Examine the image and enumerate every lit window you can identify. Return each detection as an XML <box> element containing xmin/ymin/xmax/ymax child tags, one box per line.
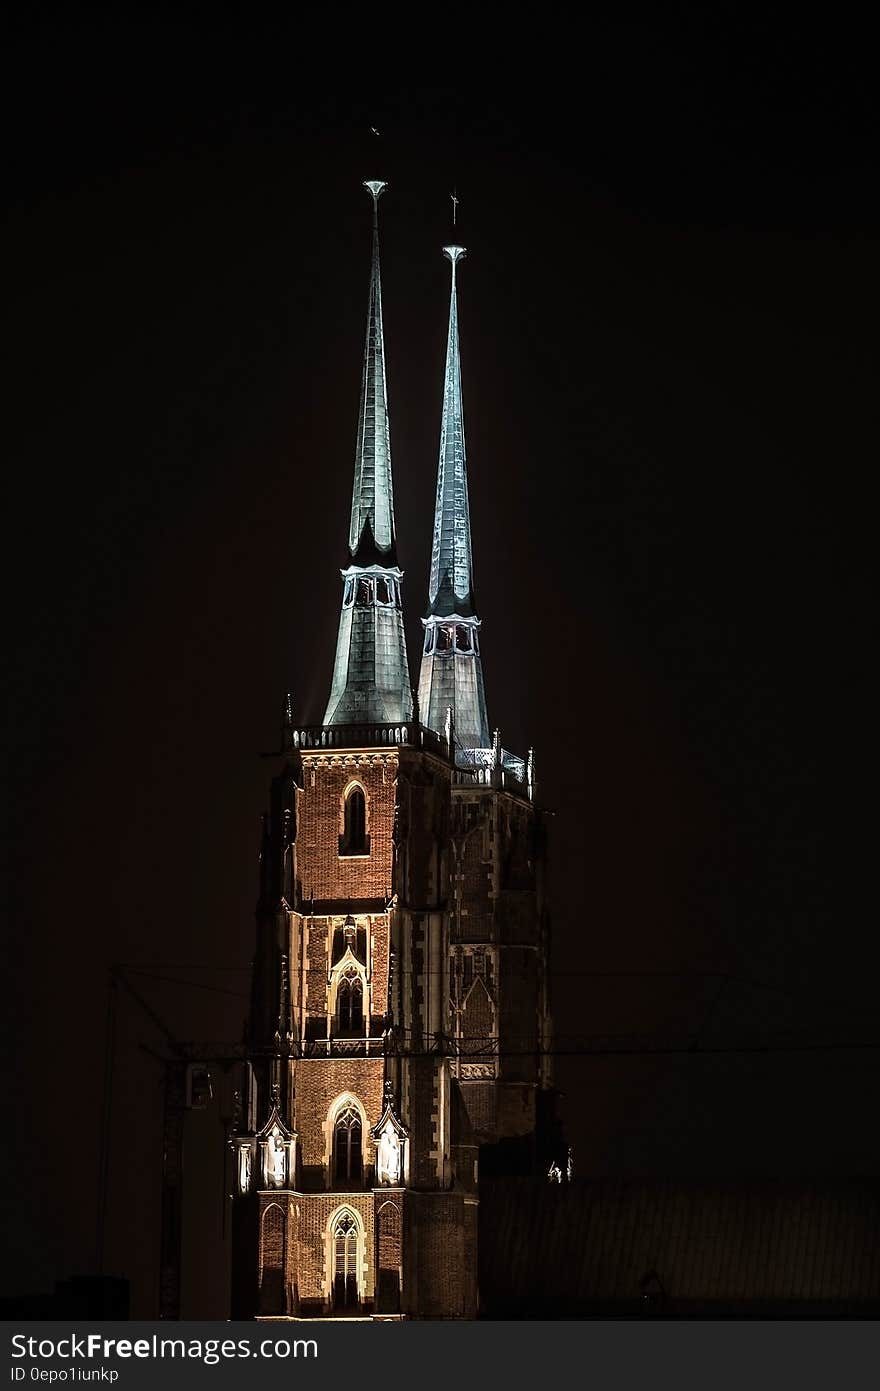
<box><xmin>336</xmin><ymin>971</ymin><xmax>364</xmax><ymax>1035</ymax></box>
<box><xmin>333</xmin><ymin>1105</ymin><xmax>363</xmax><ymax>1186</ymax></box>
<box><xmin>333</xmin><ymin>1212</ymin><xmax>359</xmax><ymax>1308</ymax></box>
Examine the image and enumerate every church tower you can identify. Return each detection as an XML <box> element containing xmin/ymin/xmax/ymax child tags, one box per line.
<box><xmin>229</xmin><ymin>188</ymin><xmax>552</xmax><ymax>1321</ymax></box>
<box><xmin>418</xmin><ymin>241</ymin><xmax>554</xmax><ymax>1160</ymax></box>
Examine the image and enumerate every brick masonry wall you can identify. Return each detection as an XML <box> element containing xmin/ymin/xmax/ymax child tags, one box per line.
<box><xmin>297</xmin><ymin>914</ymin><xmax>390</xmax><ymax>1023</ymax></box>
<box><xmin>296</xmin><ymin>754</ymin><xmax>397</xmax><ymax>903</ymax></box>
<box><xmin>292</xmin><ymin>1057</ymin><xmax>385</xmax><ymax>1176</ymax></box>
<box><xmin>304</xmin><ymin>919</ymin><xmax>328</xmax><ymax>1025</ymax></box>
<box><xmin>408</xmin><ymin>1055</ymin><xmax>439</xmax><ymax>1188</ymax></box>
<box><xmin>258</xmin><ymin>1198</ymin><xmax>286</xmax><ymax>1314</ymax></box>
<box><xmin>244</xmin><ymin>747</ymin><xmax>548</xmax><ymax>1317</ymax></box>
<box><xmin>406</xmin><ymin>1192</ymin><xmax>478</xmax><ymax>1318</ymax></box>
<box><xmin>369</xmin><ymin>915</ymin><xmax>389</xmax><ymax>1016</ymax></box>
<box><xmin>495</xmin><ymin>1082</ymin><xmax>536</xmax><ymax>1138</ymax></box>
<box><xmin>460</xmin><ymin>1080</ymin><xmax>497</xmax><ymax>1139</ymax></box>
<box><xmin>294</xmin><ymin>1192</ymin><xmax>376</xmax><ymax>1303</ymax></box>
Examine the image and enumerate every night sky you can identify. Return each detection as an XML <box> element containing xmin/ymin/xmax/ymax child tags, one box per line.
<box><xmin>4</xmin><ymin>16</ymin><xmax>878</xmax><ymax>1316</ymax></box>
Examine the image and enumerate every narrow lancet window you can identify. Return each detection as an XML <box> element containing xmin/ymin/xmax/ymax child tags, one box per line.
<box><xmin>333</xmin><ymin>1212</ymin><xmax>359</xmax><ymax>1307</ymax></box>
<box><xmin>336</xmin><ymin>972</ymin><xmax>364</xmax><ymax>1035</ymax></box>
<box><xmin>333</xmin><ymin>1105</ymin><xmax>363</xmax><ymax>1186</ymax></box>
<box><xmin>340</xmin><ymin>786</ymin><xmax>368</xmax><ymax>856</ymax></box>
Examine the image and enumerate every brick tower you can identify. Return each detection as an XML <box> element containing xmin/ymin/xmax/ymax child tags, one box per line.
<box><xmin>229</xmin><ymin>187</ymin><xmax>552</xmax><ymax>1321</ymax></box>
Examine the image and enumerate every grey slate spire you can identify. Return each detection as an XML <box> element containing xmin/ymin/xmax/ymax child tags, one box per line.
<box><xmin>324</xmin><ymin>182</ymin><xmax>412</xmax><ymax>727</ymax></box>
<box><xmin>349</xmin><ymin>180</ymin><xmax>396</xmax><ymax>564</ymax></box>
<box><xmin>418</xmin><ymin>245</ymin><xmax>491</xmax><ymax>753</ymax></box>
<box><xmin>428</xmin><ymin>246</ymin><xmax>474</xmax><ymax>616</ymax></box>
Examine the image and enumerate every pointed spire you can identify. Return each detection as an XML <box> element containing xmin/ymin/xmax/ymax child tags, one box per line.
<box><xmin>429</xmin><ymin>245</ymin><xmax>474</xmax><ymax>617</ymax></box>
<box><xmin>323</xmin><ymin>183</ymin><xmax>412</xmax><ymax>727</ymax></box>
<box><xmin>418</xmin><ymin>243</ymin><xmax>490</xmax><ymax>753</ymax></box>
<box><xmin>349</xmin><ymin>180</ymin><xmax>396</xmax><ymax>564</ymax></box>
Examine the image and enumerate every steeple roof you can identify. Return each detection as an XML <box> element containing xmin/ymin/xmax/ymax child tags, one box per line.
<box><xmin>323</xmin><ymin>182</ymin><xmax>412</xmax><ymax>728</ymax></box>
<box><xmin>428</xmin><ymin>246</ymin><xmax>474</xmax><ymax>617</ymax></box>
<box><xmin>349</xmin><ymin>180</ymin><xmax>396</xmax><ymax>565</ymax></box>
<box><xmin>418</xmin><ymin>242</ymin><xmax>490</xmax><ymax>753</ymax></box>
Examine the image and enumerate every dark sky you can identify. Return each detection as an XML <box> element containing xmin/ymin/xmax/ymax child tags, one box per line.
<box><xmin>3</xmin><ymin>16</ymin><xmax>878</xmax><ymax>1316</ymax></box>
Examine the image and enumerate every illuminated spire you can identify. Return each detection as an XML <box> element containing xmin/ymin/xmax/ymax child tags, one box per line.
<box><xmin>419</xmin><ymin>245</ymin><xmax>490</xmax><ymax>753</ymax></box>
<box><xmin>349</xmin><ymin>180</ymin><xmax>396</xmax><ymax>564</ymax></box>
<box><xmin>324</xmin><ymin>183</ymin><xmax>412</xmax><ymax>726</ymax></box>
<box><xmin>428</xmin><ymin>245</ymin><xmax>474</xmax><ymax>616</ymax></box>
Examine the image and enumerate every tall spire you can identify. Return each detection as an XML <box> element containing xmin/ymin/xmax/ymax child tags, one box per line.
<box><xmin>418</xmin><ymin>245</ymin><xmax>490</xmax><ymax>753</ymax></box>
<box><xmin>428</xmin><ymin>246</ymin><xmax>474</xmax><ymax>617</ymax></box>
<box><xmin>323</xmin><ymin>183</ymin><xmax>412</xmax><ymax>727</ymax></box>
<box><xmin>349</xmin><ymin>180</ymin><xmax>396</xmax><ymax>564</ymax></box>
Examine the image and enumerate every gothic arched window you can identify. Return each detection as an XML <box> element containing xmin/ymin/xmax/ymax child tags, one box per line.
<box><xmin>333</xmin><ymin>1211</ymin><xmax>359</xmax><ymax>1308</ymax></box>
<box><xmin>336</xmin><ymin>972</ymin><xmax>364</xmax><ymax>1035</ymax></box>
<box><xmin>333</xmin><ymin>1103</ymin><xmax>363</xmax><ymax>1186</ymax></box>
<box><xmin>340</xmin><ymin>786</ymin><xmax>368</xmax><ymax>856</ymax></box>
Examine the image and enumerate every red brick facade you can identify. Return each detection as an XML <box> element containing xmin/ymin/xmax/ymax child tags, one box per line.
<box><xmin>295</xmin><ymin>753</ymin><xmax>397</xmax><ymax>905</ymax></box>
<box><xmin>232</xmin><ymin>740</ymin><xmax>550</xmax><ymax>1321</ymax></box>
<box><xmin>291</xmin><ymin>1058</ymin><xmax>385</xmax><ymax>1175</ymax></box>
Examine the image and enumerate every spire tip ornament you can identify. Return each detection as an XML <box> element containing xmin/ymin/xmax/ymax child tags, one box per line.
<box><xmin>363</xmin><ymin>179</ymin><xmax>387</xmax><ymax>207</ymax></box>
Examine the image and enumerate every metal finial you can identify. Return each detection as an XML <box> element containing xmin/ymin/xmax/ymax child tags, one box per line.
<box><xmin>451</xmin><ymin>190</ymin><xmax>459</xmax><ymax>226</ymax></box>
<box><xmin>363</xmin><ymin>179</ymin><xmax>387</xmax><ymax>204</ymax></box>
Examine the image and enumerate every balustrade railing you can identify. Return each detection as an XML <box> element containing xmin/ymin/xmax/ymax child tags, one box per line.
<box><xmin>288</xmin><ymin>722</ymin><xmax>448</xmax><ymax>757</ymax></box>
<box><xmin>453</xmin><ymin>746</ymin><xmax>532</xmax><ymax>797</ymax></box>
<box><xmin>299</xmin><ymin>1036</ymin><xmax>387</xmax><ymax>1058</ymax></box>
<box><xmin>284</xmin><ymin>723</ymin><xmax>533</xmax><ymax>798</ymax></box>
